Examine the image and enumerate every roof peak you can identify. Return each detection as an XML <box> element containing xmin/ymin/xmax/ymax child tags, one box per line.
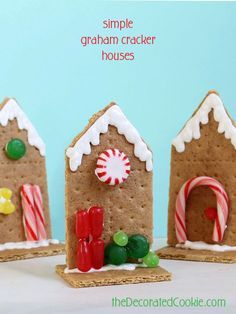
<box><xmin>66</xmin><ymin>104</ymin><xmax>153</xmax><ymax>172</ymax></box>
<box><xmin>172</xmin><ymin>92</ymin><xmax>236</xmax><ymax>153</ymax></box>
<box><xmin>0</xmin><ymin>98</ymin><xmax>45</xmax><ymax>155</ymax></box>
<box><xmin>206</xmin><ymin>89</ymin><xmax>219</xmax><ymax>96</ymax></box>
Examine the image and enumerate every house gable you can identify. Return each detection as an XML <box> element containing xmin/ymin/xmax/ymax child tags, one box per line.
<box><xmin>66</xmin><ymin>103</ymin><xmax>153</xmax><ymax>172</ymax></box>
<box><xmin>0</xmin><ymin>98</ymin><xmax>45</xmax><ymax>156</ymax></box>
<box><xmin>172</xmin><ymin>92</ymin><xmax>236</xmax><ymax>153</ymax></box>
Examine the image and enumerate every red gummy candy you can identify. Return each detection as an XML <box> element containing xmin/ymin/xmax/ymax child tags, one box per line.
<box><xmin>77</xmin><ymin>239</ymin><xmax>92</xmax><ymax>272</ymax></box>
<box><xmin>75</xmin><ymin>209</ymin><xmax>90</xmax><ymax>239</ymax></box>
<box><xmin>90</xmin><ymin>239</ymin><xmax>104</xmax><ymax>269</ymax></box>
<box><xmin>89</xmin><ymin>206</ymin><xmax>104</xmax><ymax>239</ymax></box>
<box><xmin>205</xmin><ymin>207</ymin><xmax>217</xmax><ymax>221</ymax></box>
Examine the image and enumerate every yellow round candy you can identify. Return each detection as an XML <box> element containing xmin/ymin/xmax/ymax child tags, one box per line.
<box><xmin>2</xmin><ymin>200</ymin><xmax>15</xmax><ymax>215</ymax></box>
<box><xmin>0</xmin><ymin>188</ymin><xmax>12</xmax><ymax>200</ymax></box>
<box><xmin>0</xmin><ymin>203</ymin><xmax>5</xmax><ymax>214</ymax></box>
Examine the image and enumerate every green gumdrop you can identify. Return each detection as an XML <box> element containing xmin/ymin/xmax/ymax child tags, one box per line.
<box><xmin>143</xmin><ymin>252</ymin><xmax>159</xmax><ymax>268</ymax></box>
<box><xmin>126</xmin><ymin>234</ymin><xmax>149</xmax><ymax>259</ymax></box>
<box><xmin>113</xmin><ymin>231</ymin><xmax>128</xmax><ymax>247</ymax></box>
<box><xmin>6</xmin><ymin>138</ymin><xmax>26</xmax><ymax>160</ymax></box>
<box><xmin>105</xmin><ymin>243</ymin><xmax>113</xmax><ymax>259</ymax></box>
<box><xmin>105</xmin><ymin>243</ymin><xmax>127</xmax><ymax>265</ymax></box>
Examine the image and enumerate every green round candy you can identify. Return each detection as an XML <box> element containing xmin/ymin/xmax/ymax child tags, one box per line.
<box><xmin>143</xmin><ymin>252</ymin><xmax>159</xmax><ymax>268</ymax></box>
<box><xmin>113</xmin><ymin>231</ymin><xmax>128</xmax><ymax>247</ymax></box>
<box><xmin>105</xmin><ymin>243</ymin><xmax>114</xmax><ymax>260</ymax></box>
<box><xmin>126</xmin><ymin>234</ymin><xmax>149</xmax><ymax>259</ymax></box>
<box><xmin>105</xmin><ymin>243</ymin><xmax>127</xmax><ymax>265</ymax></box>
<box><xmin>5</xmin><ymin>138</ymin><xmax>26</xmax><ymax>160</ymax></box>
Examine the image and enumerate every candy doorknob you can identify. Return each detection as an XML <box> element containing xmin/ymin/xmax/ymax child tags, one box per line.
<box><xmin>204</xmin><ymin>207</ymin><xmax>217</xmax><ymax>221</ymax></box>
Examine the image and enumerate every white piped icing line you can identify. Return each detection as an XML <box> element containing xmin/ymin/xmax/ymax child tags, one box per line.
<box><xmin>0</xmin><ymin>239</ymin><xmax>60</xmax><ymax>251</ymax></box>
<box><xmin>176</xmin><ymin>240</ymin><xmax>236</xmax><ymax>252</ymax></box>
<box><xmin>66</xmin><ymin>105</ymin><xmax>153</xmax><ymax>172</ymax></box>
<box><xmin>172</xmin><ymin>93</ymin><xmax>236</xmax><ymax>153</ymax></box>
<box><xmin>0</xmin><ymin>98</ymin><xmax>45</xmax><ymax>156</ymax></box>
<box><xmin>64</xmin><ymin>263</ymin><xmax>147</xmax><ymax>274</ymax></box>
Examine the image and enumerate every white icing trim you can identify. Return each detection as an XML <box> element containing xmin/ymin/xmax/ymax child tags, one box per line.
<box><xmin>64</xmin><ymin>263</ymin><xmax>147</xmax><ymax>274</ymax></box>
<box><xmin>66</xmin><ymin>105</ymin><xmax>153</xmax><ymax>172</ymax></box>
<box><xmin>172</xmin><ymin>93</ymin><xmax>236</xmax><ymax>153</ymax></box>
<box><xmin>176</xmin><ymin>240</ymin><xmax>236</xmax><ymax>252</ymax></box>
<box><xmin>0</xmin><ymin>99</ymin><xmax>45</xmax><ymax>156</ymax></box>
<box><xmin>0</xmin><ymin>239</ymin><xmax>60</xmax><ymax>251</ymax></box>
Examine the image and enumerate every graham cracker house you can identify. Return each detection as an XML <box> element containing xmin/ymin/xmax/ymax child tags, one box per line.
<box><xmin>158</xmin><ymin>91</ymin><xmax>236</xmax><ymax>263</ymax></box>
<box><xmin>56</xmin><ymin>103</ymin><xmax>171</xmax><ymax>287</ymax></box>
<box><xmin>0</xmin><ymin>98</ymin><xmax>63</xmax><ymax>261</ymax></box>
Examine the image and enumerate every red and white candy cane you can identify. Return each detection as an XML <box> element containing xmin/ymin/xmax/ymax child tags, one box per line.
<box><xmin>32</xmin><ymin>185</ymin><xmax>47</xmax><ymax>240</ymax></box>
<box><xmin>21</xmin><ymin>184</ymin><xmax>38</xmax><ymax>241</ymax></box>
<box><xmin>21</xmin><ymin>184</ymin><xmax>47</xmax><ymax>241</ymax></box>
<box><xmin>175</xmin><ymin>176</ymin><xmax>229</xmax><ymax>243</ymax></box>
<box><xmin>95</xmin><ymin>148</ymin><xmax>131</xmax><ymax>185</ymax></box>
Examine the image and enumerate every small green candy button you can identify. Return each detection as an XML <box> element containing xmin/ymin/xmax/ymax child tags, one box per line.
<box><xmin>143</xmin><ymin>252</ymin><xmax>159</xmax><ymax>268</ymax></box>
<box><xmin>113</xmin><ymin>231</ymin><xmax>128</xmax><ymax>247</ymax></box>
<box><xmin>5</xmin><ymin>138</ymin><xmax>26</xmax><ymax>160</ymax></box>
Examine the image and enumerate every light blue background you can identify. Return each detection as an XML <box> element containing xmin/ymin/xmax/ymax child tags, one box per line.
<box><xmin>0</xmin><ymin>0</ymin><xmax>236</xmax><ymax>240</ymax></box>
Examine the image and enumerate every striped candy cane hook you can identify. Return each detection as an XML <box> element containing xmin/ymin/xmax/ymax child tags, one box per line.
<box><xmin>32</xmin><ymin>185</ymin><xmax>47</xmax><ymax>240</ymax></box>
<box><xmin>175</xmin><ymin>176</ymin><xmax>229</xmax><ymax>244</ymax></box>
<box><xmin>21</xmin><ymin>184</ymin><xmax>47</xmax><ymax>241</ymax></box>
<box><xmin>21</xmin><ymin>184</ymin><xmax>38</xmax><ymax>241</ymax></box>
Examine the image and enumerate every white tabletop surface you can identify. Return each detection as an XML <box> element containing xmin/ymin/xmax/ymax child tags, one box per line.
<box><xmin>0</xmin><ymin>238</ymin><xmax>235</xmax><ymax>314</ymax></box>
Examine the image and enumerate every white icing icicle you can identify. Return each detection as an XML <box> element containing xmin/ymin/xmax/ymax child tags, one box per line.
<box><xmin>176</xmin><ymin>240</ymin><xmax>236</xmax><ymax>252</ymax></box>
<box><xmin>172</xmin><ymin>93</ymin><xmax>236</xmax><ymax>153</ymax></box>
<box><xmin>0</xmin><ymin>99</ymin><xmax>45</xmax><ymax>156</ymax></box>
<box><xmin>66</xmin><ymin>105</ymin><xmax>153</xmax><ymax>172</ymax></box>
<box><xmin>0</xmin><ymin>239</ymin><xmax>60</xmax><ymax>251</ymax></box>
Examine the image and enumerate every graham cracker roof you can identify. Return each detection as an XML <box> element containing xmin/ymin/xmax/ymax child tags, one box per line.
<box><xmin>172</xmin><ymin>91</ymin><xmax>236</xmax><ymax>153</ymax></box>
<box><xmin>66</xmin><ymin>103</ymin><xmax>153</xmax><ymax>172</ymax></box>
<box><xmin>0</xmin><ymin>98</ymin><xmax>45</xmax><ymax>156</ymax></box>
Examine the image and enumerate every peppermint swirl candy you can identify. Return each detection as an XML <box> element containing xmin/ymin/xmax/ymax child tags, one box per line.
<box><xmin>95</xmin><ymin>149</ymin><xmax>131</xmax><ymax>185</ymax></box>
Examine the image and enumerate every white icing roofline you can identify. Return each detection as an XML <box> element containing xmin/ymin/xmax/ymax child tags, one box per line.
<box><xmin>0</xmin><ymin>98</ymin><xmax>45</xmax><ymax>156</ymax></box>
<box><xmin>172</xmin><ymin>92</ymin><xmax>236</xmax><ymax>153</ymax></box>
<box><xmin>66</xmin><ymin>104</ymin><xmax>153</xmax><ymax>172</ymax></box>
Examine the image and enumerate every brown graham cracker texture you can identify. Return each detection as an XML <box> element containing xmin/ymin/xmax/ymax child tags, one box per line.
<box><xmin>157</xmin><ymin>90</ymin><xmax>236</xmax><ymax>263</ymax></box>
<box><xmin>0</xmin><ymin>98</ymin><xmax>64</xmax><ymax>262</ymax></box>
<box><xmin>57</xmin><ymin>102</ymin><xmax>171</xmax><ymax>288</ymax></box>
<box><xmin>56</xmin><ymin>265</ymin><xmax>171</xmax><ymax>288</ymax></box>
